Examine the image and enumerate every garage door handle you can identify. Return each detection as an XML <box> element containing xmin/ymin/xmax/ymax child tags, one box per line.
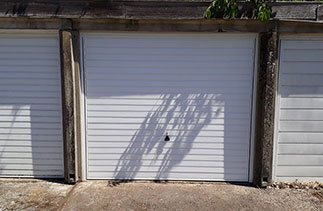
<box><xmin>164</xmin><ymin>133</ymin><xmax>170</xmax><ymax>142</ymax></box>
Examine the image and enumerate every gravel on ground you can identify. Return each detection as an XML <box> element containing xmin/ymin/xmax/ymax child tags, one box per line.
<box><xmin>0</xmin><ymin>179</ymin><xmax>73</xmax><ymax>211</ymax></box>
<box><xmin>0</xmin><ymin>180</ymin><xmax>322</xmax><ymax>211</ymax></box>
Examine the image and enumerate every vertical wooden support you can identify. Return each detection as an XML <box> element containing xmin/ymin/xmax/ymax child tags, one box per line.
<box><xmin>253</xmin><ymin>32</ymin><xmax>279</xmax><ymax>187</ymax></box>
<box><xmin>71</xmin><ymin>30</ymin><xmax>83</xmax><ymax>182</ymax></box>
<box><xmin>60</xmin><ymin>28</ymin><xmax>82</xmax><ymax>183</ymax></box>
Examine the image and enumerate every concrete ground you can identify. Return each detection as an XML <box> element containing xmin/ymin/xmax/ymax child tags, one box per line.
<box><xmin>0</xmin><ymin>180</ymin><xmax>322</xmax><ymax>211</ymax></box>
<box><xmin>0</xmin><ymin>179</ymin><xmax>73</xmax><ymax>211</ymax></box>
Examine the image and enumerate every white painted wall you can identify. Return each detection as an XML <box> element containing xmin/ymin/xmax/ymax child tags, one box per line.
<box><xmin>82</xmin><ymin>33</ymin><xmax>257</xmax><ymax>181</ymax></box>
<box><xmin>0</xmin><ymin>32</ymin><xmax>63</xmax><ymax>178</ymax></box>
<box><xmin>274</xmin><ymin>36</ymin><xmax>323</xmax><ymax>182</ymax></box>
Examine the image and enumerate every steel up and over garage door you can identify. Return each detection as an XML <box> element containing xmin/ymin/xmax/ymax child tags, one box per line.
<box><xmin>274</xmin><ymin>36</ymin><xmax>323</xmax><ymax>182</ymax></box>
<box><xmin>0</xmin><ymin>33</ymin><xmax>63</xmax><ymax>178</ymax></box>
<box><xmin>82</xmin><ymin>33</ymin><xmax>256</xmax><ymax>181</ymax></box>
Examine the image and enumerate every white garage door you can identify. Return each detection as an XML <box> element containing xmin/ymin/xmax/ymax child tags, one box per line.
<box><xmin>274</xmin><ymin>36</ymin><xmax>323</xmax><ymax>182</ymax></box>
<box><xmin>0</xmin><ymin>32</ymin><xmax>63</xmax><ymax>178</ymax></box>
<box><xmin>82</xmin><ymin>33</ymin><xmax>256</xmax><ymax>181</ymax></box>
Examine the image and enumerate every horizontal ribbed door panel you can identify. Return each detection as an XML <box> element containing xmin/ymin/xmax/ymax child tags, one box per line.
<box><xmin>274</xmin><ymin>37</ymin><xmax>323</xmax><ymax>182</ymax></box>
<box><xmin>83</xmin><ymin>33</ymin><xmax>256</xmax><ymax>181</ymax></box>
<box><xmin>0</xmin><ymin>33</ymin><xmax>63</xmax><ymax>178</ymax></box>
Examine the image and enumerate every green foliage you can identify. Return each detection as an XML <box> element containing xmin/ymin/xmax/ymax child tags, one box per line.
<box><xmin>204</xmin><ymin>0</ymin><xmax>272</xmax><ymax>21</ymax></box>
<box><xmin>204</xmin><ymin>0</ymin><xmax>239</xmax><ymax>19</ymax></box>
<box><xmin>256</xmin><ymin>1</ymin><xmax>271</xmax><ymax>21</ymax></box>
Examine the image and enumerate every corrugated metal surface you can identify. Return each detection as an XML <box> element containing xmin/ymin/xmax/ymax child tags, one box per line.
<box><xmin>274</xmin><ymin>37</ymin><xmax>323</xmax><ymax>182</ymax></box>
<box><xmin>82</xmin><ymin>33</ymin><xmax>256</xmax><ymax>181</ymax></box>
<box><xmin>0</xmin><ymin>33</ymin><xmax>63</xmax><ymax>178</ymax></box>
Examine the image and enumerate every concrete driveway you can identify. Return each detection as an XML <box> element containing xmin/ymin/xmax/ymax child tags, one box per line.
<box><xmin>0</xmin><ymin>180</ymin><xmax>322</xmax><ymax>211</ymax></box>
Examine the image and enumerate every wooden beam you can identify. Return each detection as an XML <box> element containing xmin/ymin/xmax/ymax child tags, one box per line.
<box><xmin>253</xmin><ymin>31</ymin><xmax>279</xmax><ymax>187</ymax></box>
<box><xmin>60</xmin><ymin>29</ymin><xmax>80</xmax><ymax>183</ymax></box>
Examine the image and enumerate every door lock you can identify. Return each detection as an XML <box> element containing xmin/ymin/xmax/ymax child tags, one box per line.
<box><xmin>164</xmin><ymin>133</ymin><xmax>170</xmax><ymax>142</ymax></box>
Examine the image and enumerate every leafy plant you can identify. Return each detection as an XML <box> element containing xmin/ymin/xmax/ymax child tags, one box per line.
<box><xmin>204</xmin><ymin>0</ymin><xmax>272</xmax><ymax>21</ymax></box>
